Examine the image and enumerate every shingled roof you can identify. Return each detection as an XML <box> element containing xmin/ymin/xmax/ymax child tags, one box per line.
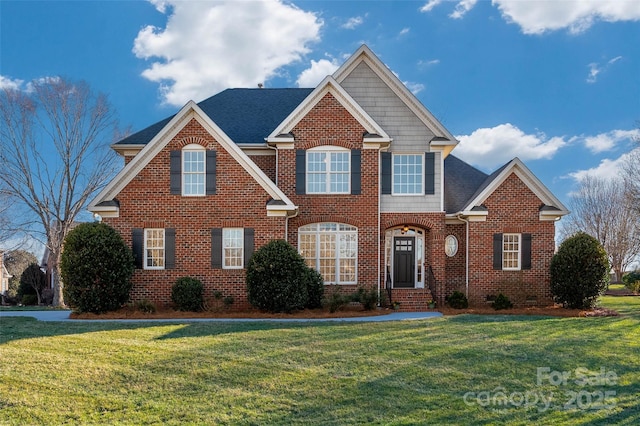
<box><xmin>443</xmin><ymin>155</ymin><xmax>489</xmax><ymax>213</ymax></box>
<box><xmin>115</xmin><ymin>88</ymin><xmax>314</xmax><ymax>146</ymax></box>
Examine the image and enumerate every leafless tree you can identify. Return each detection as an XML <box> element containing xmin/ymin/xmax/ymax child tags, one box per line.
<box><xmin>0</xmin><ymin>78</ymin><xmax>119</xmax><ymax>307</ymax></box>
<box><xmin>622</xmin><ymin>132</ymin><xmax>639</xmax><ymax>216</ymax></box>
<box><xmin>564</xmin><ymin>175</ymin><xmax>640</xmax><ymax>281</ymax></box>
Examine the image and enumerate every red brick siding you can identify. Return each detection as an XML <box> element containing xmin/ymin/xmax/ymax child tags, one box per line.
<box><xmin>464</xmin><ymin>173</ymin><xmax>556</xmax><ymax>306</ymax></box>
<box><xmin>249</xmin><ymin>154</ymin><xmax>276</xmax><ymax>182</ymax></box>
<box><xmin>104</xmin><ymin>118</ymin><xmax>286</xmax><ymax>310</ymax></box>
<box><xmin>282</xmin><ymin>93</ymin><xmax>379</xmax><ymax>295</ymax></box>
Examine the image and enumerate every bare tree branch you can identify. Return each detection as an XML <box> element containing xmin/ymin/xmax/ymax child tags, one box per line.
<box><xmin>564</xmin><ymin>175</ymin><xmax>640</xmax><ymax>281</ymax></box>
<box><xmin>0</xmin><ymin>78</ymin><xmax>120</xmax><ymax>307</ymax></box>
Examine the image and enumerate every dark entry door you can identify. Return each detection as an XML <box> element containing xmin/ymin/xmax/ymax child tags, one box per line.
<box><xmin>393</xmin><ymin>237</ymin><xmax>415</xmax><ymax>288</ymax></box>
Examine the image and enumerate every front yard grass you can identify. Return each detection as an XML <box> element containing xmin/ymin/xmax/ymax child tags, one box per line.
<box><xmin>0</xmin><ymin>296</ymin><xmax>638</xmax><ymax>425</ymax></box>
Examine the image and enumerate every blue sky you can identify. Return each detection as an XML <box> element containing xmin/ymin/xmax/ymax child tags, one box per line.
<box><xmin>1</xmin><ymin>0</ymin><xmax>639</xmax><ymax>221</ymax></box>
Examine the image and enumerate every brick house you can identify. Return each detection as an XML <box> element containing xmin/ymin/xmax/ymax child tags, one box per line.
<box><xmin>1</xmin><ymin>251</ymin><xmax>12</xmax><ymax>295</ymax></box>
<box><xmin>89</xmin><ymin>45</ymin><xmax>568</xmax><ymax>311</ymax></box>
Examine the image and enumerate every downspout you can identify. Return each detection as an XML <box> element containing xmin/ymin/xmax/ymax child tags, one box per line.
<box><xmin>266</xmin><ymin>142</ymin><xmax>288</xmax><ymax>239</ymax></box>
<box><xmin>456</xmin><ymin>214</ymin><xmax>470</xmax><ymax>299</ymax></box>
<box><xmin>377</xmin><ymin>147</ymin><xmax>382</xmax><ymax>304</ymax></box>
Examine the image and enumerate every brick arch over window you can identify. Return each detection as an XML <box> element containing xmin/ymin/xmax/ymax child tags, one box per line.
<box><xmin>296</xmin><ymin>215</ymin><xmax>363</xmax><ymax>229</ymax></box>
<box><xmin>382</xmin><ymin>217</ymin><xmax>438</xmax><ymax>231</ymax></box>
<box><xmin>177</xmin><ymin>136</ymin><xmax>208</xmax><ymax>148</ymax></box>
<box><xmin>303</xmin><ymin>140</ymin><xmax>354</xmax><ymax>150</ymax></box>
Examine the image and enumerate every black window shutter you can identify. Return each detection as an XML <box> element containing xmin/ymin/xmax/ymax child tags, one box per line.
<box><xmin>170</xmin><ymin>151</ymin><xmax>181</xmax><ymax>195</ymax></box>
<box><xmin>296</xmin><ymin>149</ymin><xmax>306</xmax><ymax>195</ymax></box>
<box><xmin>493</xmin><ymin>233</ymin><xmax>503</xmax><ymax>270</ymax></box>
<box><xmin>381</xmin><ymin>152</ymin><xmax>392</xmax><ymax>194</ymax></box>
<box><xmin>351</xmin><ymin>149</ymin><xmax>361</xmax><ymax>195</ymax></box>
<box><xmin>132</xmin><ymin>228</ymin><xmax>143</xmax><ymax>269</ymax></box>
<box><xmin>244</xmin><ymin>228</ymin><xmax>254</xmax><ymax>267</ymax></box>
<box><xmin>521</xmin><ymin>233</ymin><xmax>532</xmax><ymax>270</ymax></box>
<box><xmin>425</xmin><ymin>152</ymin><xmax>435</xmax><ymax>195</ymax></box>
<box><xmin>206</xmin><ymin>150</ymin><xmax>217</xmax><ymax>195</ymax></box>
<box><xmin>211</xmin><ymin>228</ymin><xmax>222</xmax><ymax>269</ymax></box>
<box><xmin>165</xmin><ymin>228</ymin><xmax>176</xmax><ymax>269</ymax></box>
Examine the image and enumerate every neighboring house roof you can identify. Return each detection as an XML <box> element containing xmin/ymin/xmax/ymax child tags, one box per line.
<box><xmin>115</xmin><ymin>88</ymin><xmax>314</xmax><ymax>147</ymax></box>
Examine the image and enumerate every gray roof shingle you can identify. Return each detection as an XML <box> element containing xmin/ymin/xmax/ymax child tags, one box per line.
<box><xmin>444</xmin><ymin>155</ymin><xmax>489</xmax><ymax>213</ymax></box>
<box><xmin>115</xmin><ymin>88</ymin><xmax>314</xmax><ymax>146</ymax></box>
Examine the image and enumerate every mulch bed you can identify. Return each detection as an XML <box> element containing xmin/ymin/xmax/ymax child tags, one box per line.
<box><xmin>437</xmin><ymin>305</ymin><xmax>618</xmax><ymax>317</ymax></box>
<box><xmin>70</xmin><ymin>303</ymin><xmax>620</xmax><ymax>320</ymax></box>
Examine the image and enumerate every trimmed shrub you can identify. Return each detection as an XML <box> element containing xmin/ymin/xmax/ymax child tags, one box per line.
<box><xmin>351</xmin><ymin>286</ymin><xmax>378</xmax><ymax>310</ymax></box>
<box><xmin>246</xmin><ymin>240</ymin><xmax>310</xmax><ymax>313</ymax></box>
<box><xmin>446</xmin><ymin>291</ymin><xmax>469</xmax><ymax>309</ymax></box>
<box><xmin>304</xmin><ymin>267</ymin><xmax>324</xmax><ymax>309</ymax></box>
<box><xmin>61</xmin><ymin>222</ymin><xmax>134</xmax><ymax>314</ymax></box>
<box><xmin>134</xmin><ymin>299</ymin><xmax>157</xmax><ymax>314</ymax></box>
<box><xmin>622</xmin><ymin>270</ymin><xmax>640</xmax><ymax>293</ymax></box>
<box><xmin>324</xmin><ymin>288</ymin><xmax>351</xmax><ymax>313</ymax></box>
<box><xmin>550</xmin><ymin>232</ymin><xmax>609</xmax><ymax>309</ymax></box>
<box><xmin>171</xmin><ymin>277</ymin><xmax>204</xmax><ymax>312</ymax></box>
<box><xmin>492</xmin><ymin>293</ymin><xmax>513</xmax><ymax>310</ymax></box>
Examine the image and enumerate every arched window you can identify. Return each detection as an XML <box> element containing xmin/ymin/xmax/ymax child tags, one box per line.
<box><xmin>182</xmin><ymin>144</ymin><xmax>205</xmax><ymax>196</ymax></box>
<box><xmin>298</xmin><ymin>223</ymin><xmax>358</xmax><ymax>284</ymax></box>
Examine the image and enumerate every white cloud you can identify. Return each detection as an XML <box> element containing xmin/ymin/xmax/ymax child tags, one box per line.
<box><xmin>569</xmin><ymin>148</ymin><xmax>638</xmax><ymax>182</ymax></box>
<box><xmin>455</xmin><ymin>123</ymin><xmax>567</xmax><ymax>169</ymax></box>
<box><xmin>421</xmin><ymin>0</ymin><xmax>477</xmax><ymax>17</ymax></box>
<box><xmin>583</xmin><ymin>129</ymin><xmax>640</xmax><ymax>153</ymax></box>
<box><xmin>0</xmin><ymin>76</ymin><xmax>24</xmax><ymax>91</ymax></box>
<box><xmin>450</xmin><ymin>0</ymin><xmax>478</xmax><ymax>19</ymax></box>
<box><xmin>492</xmin><ymin>0</ymin><xmax>640</xmax><ymax>35</ymax></box>
<box><xmin>342</xmin><ymin>16</ymin><xmax>364</xmax><ymax>30</ymax></box>
<box><xmin>296</xmin><ymin>59</ymin><xmax>340</xmax><ymax>87</ymax></box>
<box><xmin>586</xmin><ymin>63</ymin><xmax>600</xmax><ymax>83</ymax></box>
<box><xmin>586</xmin><ymin>55</ymin><xmax>624</xmax><ymax>83</ymax></box>
<box><xmin>399</xmin><ymin>27</ymin><xmax>410</xmax><ymax>36</ymax></box>
<box><xmin>133</xmin><ymin>0</ymin><xmax>322</xmax><ymax>106</ymax></box>
<box><xmin>420</xmin><ymin>0</ymin><xmax>443</xmax><ymax>13</ymax></box>
<box><xmin>405</xmin><ymin>82</ymin><xmax>425</xmax><ymax>95</ymax></box>
<box><xmin>418</xmin><ymin>59</ymin><xmax>440</xmax><ymax>69</ymax></box>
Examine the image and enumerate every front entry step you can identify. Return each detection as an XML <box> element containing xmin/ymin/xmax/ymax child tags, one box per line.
<box><xmin>390</xmin><ymin>288</ymin><xmax>434</xmax><ymax>312</ymax></box>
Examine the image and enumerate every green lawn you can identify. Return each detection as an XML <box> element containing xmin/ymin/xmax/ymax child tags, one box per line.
<box><xmin>0</xmin><ymin>296</ymin><xmax>638</xmax><ymax>425</ymax></box>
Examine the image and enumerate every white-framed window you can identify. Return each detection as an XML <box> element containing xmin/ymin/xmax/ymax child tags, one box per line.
<box><xmin>144</xmin><ymin>229</ymin><xmax>165</xmax><ymax>270</ymax></box>
<box><xmin>182</xmin><ymin>144</ymin><xmax>205</xmax><ymax>196</ymax></box>
<box><xmin>502</xmin><ymin>233</ymin><xmax>521</xmax><ymax>270</ymax></box>
<box><xmin>306</xmin><ymin>147</ymin><xmax>350</xmax><ymax>194</ymax></box>
<box><xmin>223</xmin><ymin>228</ymin><xmax>244</xmax><ymax>269</ymax></box>
<box><xmin>298</xmin><ymin>223</ymin><xmax>357</xmax><ymax>284</ymax></box>
<box><xmin>393</xmin><ymin>154</ymin><xmax>423</xmax><ymax>195</ymax></box>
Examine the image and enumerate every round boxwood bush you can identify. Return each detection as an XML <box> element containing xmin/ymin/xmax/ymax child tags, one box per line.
<box><xmin>61</xmin><ymin>222</ymin><xmax>134</xmax><ymax>314</ymax></box>
<box><xmin>246</xmin><ymin>239</ymin><xmax>315</xmax><ymax>313</ymax></box>
<box><xmin>622</xmin><ymin>270</ymin><xmax>640</xmax><ymax>293</ymax></box>
<box><xmin>446</xmin><ymin>291</ymin><xmax>469</xmax><ymax>309</ymax></box>
<box><xmin>171</xmin><ymin>277</ymin><xmax>204</xmax><ymax>311</ymax></box>
<box><xmin>492</xmin><ymin>293</ymin><xmax>513</xmax><ymax>310</ymax></box>
<box><xmin>550</xmin><ymin>232</ymin><xmax>609</xmax><ymax>309</ymax></box>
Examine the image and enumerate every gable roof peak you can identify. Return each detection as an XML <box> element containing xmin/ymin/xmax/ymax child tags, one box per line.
<box><xmin>266</xmin><ymin>75</ymin><xmax>391</xmax><ymax>143</ymax></box>
<box><xmin>333</xmin><ymin>44</ymin><xmax>458</xmax><ymax>150</ymax></box>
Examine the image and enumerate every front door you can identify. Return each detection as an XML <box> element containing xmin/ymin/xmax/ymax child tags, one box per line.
<box><xmin>393</xmin><ymin>237</ymin><xmax>415</xmax><ymax>288</ymax></box>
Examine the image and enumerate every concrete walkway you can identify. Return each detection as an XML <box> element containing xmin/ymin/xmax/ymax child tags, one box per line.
<box><xmin>0</xmin><ymin>309</ymin><xmax>442</xmax><ymax>323</ymax></box>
